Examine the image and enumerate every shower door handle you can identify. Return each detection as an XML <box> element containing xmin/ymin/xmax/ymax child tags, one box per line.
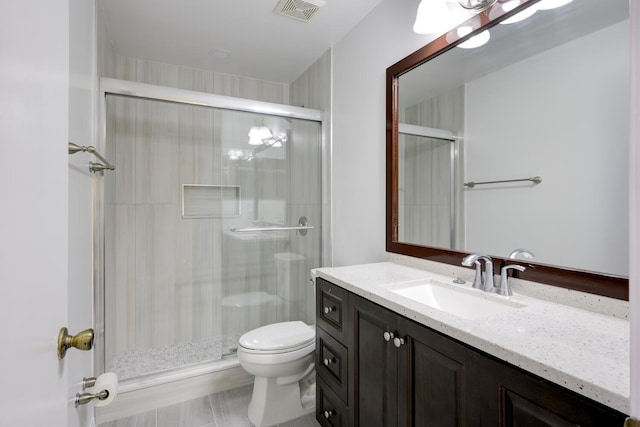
<box><xmin>230</xmin><ymin>216</ymin><xmax>314</xmax><ymax>236</ymax></box>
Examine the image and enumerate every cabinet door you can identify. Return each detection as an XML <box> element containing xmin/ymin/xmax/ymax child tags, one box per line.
<box><xmin>397</xmin><ymin>318</ymin><xmax>470</xmax><ymax>427</ymax></box>
<box><xmin>475</xmin><ymin>353</ymin><xmax>627</xmax><ymax>427</ymax></box>
<box><xmin>350</xmin><ymin>294</ymin><xmax>399</xmax><ymax>427</ymax></box>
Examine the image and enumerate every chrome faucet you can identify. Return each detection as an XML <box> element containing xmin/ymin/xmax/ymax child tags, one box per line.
<box><xmin>461</xmin><ymin>254</ymin><xmax>495</xmax><ymax>292</ymax></box>
<box><xmin>495</xmin><ymin>264</ymin><xmax>526</xmax><ymax>296</ymax></box>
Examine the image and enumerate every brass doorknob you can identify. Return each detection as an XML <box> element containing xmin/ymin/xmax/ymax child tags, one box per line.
<box><xmin>57</xmin><ymin>327</ymin><xmax>94</xmax><ymax>359</ymax></box>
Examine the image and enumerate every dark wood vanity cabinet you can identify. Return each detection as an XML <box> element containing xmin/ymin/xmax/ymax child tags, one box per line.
<box><xmin>316</xmin><ymin>278</ymin><xmax>627</xmax><ymax>427</ymax></box>
<box><xmin>316</xmin><ymin>278</ymin><xmax>351</xmax><ymax>426</ymax></box>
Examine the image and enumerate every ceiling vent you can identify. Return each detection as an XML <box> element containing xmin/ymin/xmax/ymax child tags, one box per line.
<box><xmin>274</xmin><ymin>0</ymin><xmax>326</xmax><ymax>23</ymax></box>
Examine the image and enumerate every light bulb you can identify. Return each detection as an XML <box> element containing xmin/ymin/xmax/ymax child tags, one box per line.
<box><xmin>457</xmin><ymin>28</ymin><xmax>490</xmax><ymax>49</ymax></box>
<box><xmin>536</xmin><ymin>0</ymin><xmax>573</xmax><ymax>10</ymax></box>
<box><xmin>413</xmin><ymin>0</ymin><xmax>452</xmax><ymax>34</ymax></box>
<box><xmin>499</xmin><ymin>1</ymin><xmax>538</xmax><ymax>24</ymax></box>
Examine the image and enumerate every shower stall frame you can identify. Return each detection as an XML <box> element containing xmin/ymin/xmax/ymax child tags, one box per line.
<box><xmin>93</xmin><ymin>77</ymin><xmax>330</xmax><ymax>423</ymax></box>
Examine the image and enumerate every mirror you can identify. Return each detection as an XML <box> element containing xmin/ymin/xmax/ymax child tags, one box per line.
<box><xmin>386</xmin><ymin>0</ymin><xmax>629</xmax><ymax>299</ymax></box>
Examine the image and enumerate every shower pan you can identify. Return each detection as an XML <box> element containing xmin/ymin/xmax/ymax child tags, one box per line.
<box><xmin>95</xmin><ymin>79</ymin><xmax>324</xmax><ymax>389</ymax></box>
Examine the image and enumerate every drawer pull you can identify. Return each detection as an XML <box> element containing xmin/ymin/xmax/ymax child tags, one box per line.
<box><xmin>323</xmin><ymin>357</ymin><xmax>336</xmax><ymax>366</ymax></box>
<box><xmin>323</xmin><ymin>306</ymin><xmax>335</xmax><ymax>314</ymax></box>
<box><xmin>383</xmin><ymin>331</ymin><xmax>395</xmax><ymax>342</ymax></box>
<box><xmin>393</xmin><ymin>336</ymin><xmax>405</xmax><ymax>348</ymax></box>
<box><xmin>324</xmin><ymin>409</ymin><xmax>335</xmax><ymax>419</ymax></box>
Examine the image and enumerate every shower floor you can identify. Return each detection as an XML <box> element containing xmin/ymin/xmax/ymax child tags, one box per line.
<box><xmin>110</xmin><ymin>334</ymin><xmax>242</xmax><ymax>381</ymax></box>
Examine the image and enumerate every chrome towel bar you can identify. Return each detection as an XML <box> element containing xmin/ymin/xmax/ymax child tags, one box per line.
<box><xmin>464</xmin><ymin>176</ymin><xmax>541</xmax><ymax>188</ymax></box>
<box><xmin>231</xmin><ymin>216</ymin><xmax>314</xmax><ymax>236</ymax></box>
<box><xmin>69</xmin><ymin>142</ymin><xmax>115</xmax><ymax>172</ymax></box>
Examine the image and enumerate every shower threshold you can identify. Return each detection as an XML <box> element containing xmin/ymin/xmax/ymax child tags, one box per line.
<box><xmin>110</xmin><ymin>334</ymin><xmax>242</xmax><ymax>382</ymax></box>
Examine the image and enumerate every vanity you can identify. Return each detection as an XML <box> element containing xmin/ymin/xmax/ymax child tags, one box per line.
<box><xmin>313</xmin><ymin>262</ymin><xmax>629</xmax><ymax>426</ymax></box>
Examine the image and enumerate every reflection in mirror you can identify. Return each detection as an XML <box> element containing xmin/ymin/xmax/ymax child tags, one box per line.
<box><xmin>387</xmin><ymin>0</ymin><xmax>629</xmax><ymax>298</ymax></box>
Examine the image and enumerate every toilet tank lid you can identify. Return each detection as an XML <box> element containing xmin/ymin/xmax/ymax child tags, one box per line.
<box><xmin>239</xmin><ymin>321</ymin><xmax>314</xmax><ymax>351</ymax></box>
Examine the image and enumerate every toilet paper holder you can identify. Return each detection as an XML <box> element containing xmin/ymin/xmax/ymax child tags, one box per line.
<box><xmin>75</xmin><ymin>389</ymin><xmax>109</xmax><ymax>408</ymax></box>
<box><xmin>75</xmin><ymin>376</ymin><xmax>107</xmax><ymax>408</ymax></box>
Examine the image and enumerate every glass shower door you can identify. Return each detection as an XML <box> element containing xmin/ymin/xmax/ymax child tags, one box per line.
<box><xmin>103</xmin><ymin>93</ymin><xmax>322</xmax><ymax>382</ymax></box>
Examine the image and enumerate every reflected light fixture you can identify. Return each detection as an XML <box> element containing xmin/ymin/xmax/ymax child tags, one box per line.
<box><xmin>499</xmin><ymin>1</ymin><xmax>538</xmax><ymax>24</ymax></box>
<box><xmin>248</xmin><ymin>125</ymin><xmax>272</xmax><ymax>145</ymax></box>
<box><xmin>536</xmin><ymin>0</ymin><xmax>573</xmax><ymax>10</ymax></box>
<box><xmin>456</xmin><ymin>0</ymin><xmax>497</xmax><ymax>10</ymax></box>
<box><xmin>457</xmin><ymin>28</ymin><xmax>490</xmax><ymax>48</ymax></box>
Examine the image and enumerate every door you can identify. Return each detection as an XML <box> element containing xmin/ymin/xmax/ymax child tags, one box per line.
<box><xmin>351</xmin><ymin>294</ymin><xmax>399</xmax><ymax>427</ymax></box>
<box><xmin>397</xmin><ymin>318</ymin><xmax>468</xmax><ymax>427</ymax></box>
<box><xmin>0</xmin><ymin>1</ymin><xmax>72</xmax><ymax>426</ymax></box>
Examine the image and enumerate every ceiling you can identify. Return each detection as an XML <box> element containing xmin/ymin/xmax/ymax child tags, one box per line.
<box><xmin>98</xmin><ymin>0</ymin><xmax>386</xmax><ymax>84</ymax></box>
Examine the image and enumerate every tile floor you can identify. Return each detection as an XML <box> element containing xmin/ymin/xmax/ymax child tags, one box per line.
<box><xmin>98</xmin><ymin>384</ymin><xmax>320</xmax><ymax>427</ymax></box>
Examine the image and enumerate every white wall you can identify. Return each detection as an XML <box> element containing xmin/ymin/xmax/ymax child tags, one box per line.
<box><xmin>332</xmin><ymin>0</ymin><xmax>438</xmax><ymax>266</ymax></box>
<box><xmin>465</xmin><ymin>21</ymin><xmax>629</xmax><ymax>276</ymax></box>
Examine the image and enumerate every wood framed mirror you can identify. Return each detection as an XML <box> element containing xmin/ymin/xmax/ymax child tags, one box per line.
<box><xmin>386</xmin><ymin>0</ymin><xmax>629</xmax><ymax>299</ymax></box>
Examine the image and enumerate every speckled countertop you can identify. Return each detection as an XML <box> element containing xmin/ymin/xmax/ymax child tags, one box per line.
<box><xmin>314</xmin><ymin>262</ymin><xmax>630</xmax><ymax>414</ymax></box>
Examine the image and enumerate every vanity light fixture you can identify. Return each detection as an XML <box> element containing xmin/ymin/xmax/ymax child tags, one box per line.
<box><xmin>413</xmin><ymin>0</ymin><xmax>496</xmax><ymax>35</ymax></box>
<box><xmin>413</xmin><ymin>0</ymin><xmax>452</xmax><ymax>34</ymax></box>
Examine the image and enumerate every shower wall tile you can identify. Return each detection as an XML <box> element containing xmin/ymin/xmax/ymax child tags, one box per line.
<box><xmin>135</xmin><ymin>57</ymin><xmax>180</xmax><ymax>88</ymax></box>
<box><xmin>115</xmin><ymin>55</ymin><xmax>137</xmax><ymax>83</ymax></box>
<box><xmin>176</xmin><ymin>218</ymin><xmax>219</xmax><ymax>342</ymax></box>
<box><xmin>104</xmin><ymin>204</ymin><xmax>137</xmax><ymax>360</ymax></box>
<box><xmin>113</xmin><ymin>54</ymin><xmax>289</xmax><ymax>105</ymax></box>
<box><xmin>179</xmin><ymin>105</ymin><xmax>215</xmax><ymax>185</ymax></box>
<box><xmin>178</xmin><ymin>65</ymin><xmax>214</xmax><ymax>94</ymax></box>
<box><xmin>213</xmin><ymin>72</ymin><xmax>289</xmax><ymax>104</ymax></box>
<box><xmin>112</xmin><ymin>97</ymin><xmax>137</xmax><ymax>205</ymax></box>
<box><xmin>135</xmin><ymin>101</ymin><xmax>180</xmax><ymax>204</ymax></box>
<box><xmin>135</xmin><ymin>204</ymin><xmax>178</xmax><ymax>349</ymax></box>
<box><xmin>290</xmin><ymin>49</ymin><xmax>331</xmax><ymax>110</ymax></box>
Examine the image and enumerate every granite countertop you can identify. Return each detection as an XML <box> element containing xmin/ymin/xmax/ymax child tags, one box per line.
<box><xmin>314</xmin><ymin>262</ymin><xmax>630</xmax><ymax>414</ymax></box>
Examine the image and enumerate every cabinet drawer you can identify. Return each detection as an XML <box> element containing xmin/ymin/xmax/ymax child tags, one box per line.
<box><xmin>317</xmin><ymin>377</ymin><xmax>349</xmax><ymax>427</ymax></box>
<box><xmin>316</xmin><ymin>278</ymin><xmax>349</xmax><ymax>341</ymax></box>
<box><xmin>317</xmin><ymin>326</ymin><xmax>348</xmax><ymax>403</ymax></box>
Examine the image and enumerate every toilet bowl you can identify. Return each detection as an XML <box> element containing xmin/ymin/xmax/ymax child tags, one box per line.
<box><xmin>238</xmin><ymin>321</ymin><xmax>316</xmax><ymax>427</ymax></box>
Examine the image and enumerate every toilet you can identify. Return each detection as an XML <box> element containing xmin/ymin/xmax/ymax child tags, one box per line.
<box><xmin>238</xmin><ymin>320</ymin><xmax>316</xmax><ymax>427</ymax></box>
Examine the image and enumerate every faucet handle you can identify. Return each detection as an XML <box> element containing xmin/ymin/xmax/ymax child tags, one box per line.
<box><xmin>508</xmin><ymin>248</ymin><xmax>535</xmax><ymax>260</ymax></box>
<box><xmin>495</xmin><ymin>264</ymin><xmax>525</xmax><ymax>296</ymax></box>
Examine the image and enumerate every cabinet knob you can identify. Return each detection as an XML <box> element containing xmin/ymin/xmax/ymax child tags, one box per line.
<box><xmin>323</xmin><ymin>306</ymin><xmax>335</xmax><ymax>314</ymax></box>
<box><xmin>323</xmin><ymin>357</ymin><xmax>336</xmax><ymax>366</ymax></box>
<box><xmin>383</xmin><ymin>331</ymin><xmax>395</xmax><ymax>342</ymax></box>
<box><xmin>324</xmin><ymin>409</ymin><xmax>335</xmax><ymax>419</ymax></box>
<box><xmin>393</xmin><ymin>336</ymin><xmax>405</xmax><ymax>348</ymax></box>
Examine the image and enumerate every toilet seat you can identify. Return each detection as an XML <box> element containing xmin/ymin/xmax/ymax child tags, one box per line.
<box><xmin>239</xmin><ymin>321</ymin><xmax>315</xmax><ymax>354</ymax></box>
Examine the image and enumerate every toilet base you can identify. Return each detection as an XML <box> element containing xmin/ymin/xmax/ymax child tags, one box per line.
<box><xmin>247</xmin><ymin>375</ymin><xmax>315</xmax><ymax>426</ymax></box>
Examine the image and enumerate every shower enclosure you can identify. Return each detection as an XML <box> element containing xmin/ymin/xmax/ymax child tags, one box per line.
<box><xmin>96</xmin><ymin>79</ymin><xmax>323</xmax><ymax>384</ymax></box>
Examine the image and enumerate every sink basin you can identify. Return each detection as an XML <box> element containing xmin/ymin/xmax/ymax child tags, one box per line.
<box><xmin>389</xmin><ymin>280</ymin><xmax>525</xmax><ymax>320</ymax></box>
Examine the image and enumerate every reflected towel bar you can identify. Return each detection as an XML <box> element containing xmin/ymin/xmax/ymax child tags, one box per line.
<box><xmin>464</xmin><ymin>176</ymin><xmax>542</xmax><ymax>188</ymax></box>
<box><xmin>69</xmin><ymin>142</ymin><xmax>115</xmax><ymax>172</ymax></box>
